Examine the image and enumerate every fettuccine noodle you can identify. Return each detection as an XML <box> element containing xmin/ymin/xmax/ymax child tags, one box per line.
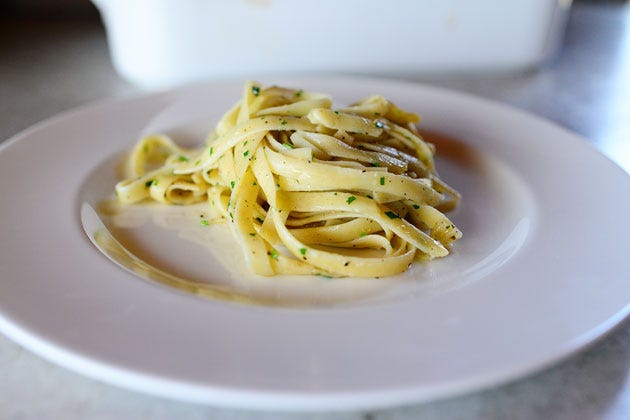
<box><xmin>115</xmin><ymin>82</ymin><xmax>462</xmax><ymax>277</ymax></box>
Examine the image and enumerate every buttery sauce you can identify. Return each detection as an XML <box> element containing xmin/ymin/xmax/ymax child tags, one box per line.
<box><xmin>417</xmin><ymin>128</ymin><xmax>483</xmax><ymax>170</ymax></box>
<box><xmin>86</xmin><ymin>201</ymin><xmax>395</xmax><ymax>307</ymax></box>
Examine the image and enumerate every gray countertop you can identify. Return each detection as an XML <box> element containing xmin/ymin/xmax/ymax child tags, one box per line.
<box><xmin>1</xmin><ymin>2</ymin><xmax>629</xmax><ymax>419</ymax></box>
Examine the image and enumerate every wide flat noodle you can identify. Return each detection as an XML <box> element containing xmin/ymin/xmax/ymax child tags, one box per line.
<box><xmin>114</xmin><ymin>82</ymin><xmax>462</xmax><ymax>277</ymax></box>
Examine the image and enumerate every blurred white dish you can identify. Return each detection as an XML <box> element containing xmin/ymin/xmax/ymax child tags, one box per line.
<box><xmin>92</xmin><ymin>0</ymin><xmax>570</xmax><ymax>89</ymax></box>
<box><xmin>0</xmin><ymin>77</ymin><xmax>628</xmax><ymax>411</ymax></box>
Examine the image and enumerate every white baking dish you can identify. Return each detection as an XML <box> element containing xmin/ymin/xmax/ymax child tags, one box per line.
<box><xmin>92</xmin><ymin>0</ymin><xmax>571</xmax><ymax>89</ymax></box>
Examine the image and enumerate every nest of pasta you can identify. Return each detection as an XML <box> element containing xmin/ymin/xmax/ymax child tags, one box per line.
<box><xmin>115</xmin><ymin>82</ymin><xmax>462</xmax><ymax>277</ymax></box>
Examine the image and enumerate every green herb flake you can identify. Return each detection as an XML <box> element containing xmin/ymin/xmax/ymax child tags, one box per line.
<box><xmin>270</xmin><ymin>249</ymin><xmax>279</xmax><ymax>259</ymax></box>
<box><xmin>229</xmin><ymin>212</ymin><xmax>233</xmax><ymax>219</ymax></box>
<box><xmin>371</xmin><ymin>162</ymin><xmax>380</xmax><ymax>167</ymax></box>
<box><xmin>379</xmin><ymin>177</ymin><xmax>385</xmax><ymax>185</ymax></box>
<box><xmin>295</xmin><ymin>89</ymin><xmax>303</xmax><ymax>98</ymax></box>
<box><xmin>230</xmin><ymin>181</ymin><xmax>235</xmax><ymax>189</ymax></box>
<box><xmin>209</xmin><ymin>147</ymin><xmax>214</xmax><ymax>156</ymax></box>
<box><xmin>359</xmin><ymin>231</ymin><xmax>367</xmax><ymax>237</ymax></box>
<box><xmin>282</xmin><ymin>142</ymin><xmax>294</xmax><ymax>149</ymax></box>
<box><xmin>333</xmin><ymin>110</ymin><xmax>339</xmax><ymax>115</ymax></box>
<box><xmin>195</xmin><ymin>160</ymin><xmax>201</xmax><ymax>165</ymax></box>
<box><xmin>385</xmin><ymin>211</ymin><xmax>400</xmax><ymax>219</ymax></box>
<box><xmin>300</xmin><ymin>248</ymin><xmax>307</xmax><ymax>255</ymax></box>
<box><xmin>280</xmin><ymin>119</ymin><xmax>288</xmax><ymax>126</ymax></box>
<box><xmin>346</xmin><ymin>196</ymin><xmax>357</xmax><ymax>204</ymax></box>
<box><xmin>251</xmin><ymin>85</ymin><xmax>260</xmax><ymax>96</ymax></box>
<box><xmin>243</xmin><ymin>150</ymin><xmax>249</xmax><ymax>157</ymax></box>
<box><xmin>178</xmin><ymin>155</ymin><xmax>189</xmax><ymax>162</ymax></box>
<box><xmin>200</xmin><ymin>220</ymin><xmax>209</xmax><ymax>226</ymax></box>
<box><xmin>412</xmin><ymin>204</ymin><xmax>420</xmax><ymax>209</ymax></box>
<box><xmin>145</xmin><ymin>179</ymin><xmax>156</xmax><ymax>187</ymax></box>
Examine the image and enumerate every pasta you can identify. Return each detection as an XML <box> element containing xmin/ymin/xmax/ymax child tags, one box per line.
<box><xmin>115</xmin><ymin>82</ymin><xmax>462</xmax><ymax>277</ymax></box>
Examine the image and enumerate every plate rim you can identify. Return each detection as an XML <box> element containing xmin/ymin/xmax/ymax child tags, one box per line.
<box><xmin>0</xmin><ymin>75</ymin><xmax>629</xmax><ymax>411</ymax></box>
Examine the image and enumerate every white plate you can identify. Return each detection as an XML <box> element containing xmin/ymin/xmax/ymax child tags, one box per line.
<box><xmin>0</xmin><ymin>77</ymin><xmax>628</xmax><ymax>411</ymax></box>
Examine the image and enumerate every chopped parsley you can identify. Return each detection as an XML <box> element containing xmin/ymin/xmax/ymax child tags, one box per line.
<box><xmin>178</xmin><ymin>155</ymin><xmax>189</xmax><ymax>162</ymax></box>
<box><xmin>379</xmin><ymin>177</ymin><xmax>385</xmax><ymax>185</ymax></box>
<box><xmin>346</xmin><ymin>196</ymin><xmax>357</xmax><ymax>204</ymax></box>
<box><xmin>145</xmin><ymin>179</ymin><xmax>157</xmax><ymax>187</ymax></box>
<box><xmin>200</xmin><ymin>220</ymin><xmax>209</xmax><ymax>226</ymax></box>
<box><xmin>209</xmin><ymin>147</ymin><xmax>213</xmax><ymax>156</ymax></box>
<box><xmin>280</xmin><ymin>119</ymin><xmax>288</xmax><ymax>126</ymax></box>
<box><xmin>230</xmin><ymin>180</ymin><xmax>235</xmax><ymax>189</ymax></box>
<box><xmin>282</xmin><ymin>142</ymin><xmax>294</xmax><ymax>149</ymax></box>
<box><xmin>269</xmin><ymin>249</ymin><xmax>279</xmax><ymax>259</ymax></box>
<box><xmin>243</xmin><ymin>150</ymin><xmax>249</xmax><ymax>157</ymax></box>
<box><xmin>385</xmin><ymin>211</ymin><xmax>400</xmax><ymax>219</ymax></box>
<box><xmin>371</xmin><ymin>162</ymin><xmax>380</xmax><ymax>167</ymax></box>
<box><xmin>412</xmin><ymin>204</ymin><xmax>420</xmax><ymax>209</ymax></box>
<box><xmin>295</xmin><ymin>89</ymin><xmax>303</xmax><ymax>97</ymax></box>
<box><xmin>300</xmin><ymin>247</ymin><xmax>307</xmax><ymax>255</ymax></box>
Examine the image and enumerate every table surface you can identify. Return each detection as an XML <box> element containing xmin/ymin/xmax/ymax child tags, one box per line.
<box><xmin>1</xmin><ymin>2</ymin><xmax>629</xmax><ymax>419</ymax></box>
